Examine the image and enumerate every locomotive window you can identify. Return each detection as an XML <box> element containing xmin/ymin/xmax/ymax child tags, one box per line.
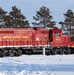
<box><xmin>0</xmin><ymin>31</ymin><xmax>14</xmax><ymax>34</ymax></box>
<box><xmin>55</xmin><ymin>33</ymin><xmax>60</xmax><ymax>37</ymax></box>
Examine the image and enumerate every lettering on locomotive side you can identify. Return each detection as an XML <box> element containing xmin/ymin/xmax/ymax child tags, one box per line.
<box><xmin>3</xmin><ymin>36</ymin><xmax>29</xmax><ymax>39</ymax></box>
<box><xmin>22</xmin><ymin>36</ymin><xmax>29</xmax><ymax>38</ymax></box>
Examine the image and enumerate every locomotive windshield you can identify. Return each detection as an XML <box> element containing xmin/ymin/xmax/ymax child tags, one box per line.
<box><xmin>55</xmin><ymin>33</ymin><xmax>60</xmax><ymax>38</ymax></box>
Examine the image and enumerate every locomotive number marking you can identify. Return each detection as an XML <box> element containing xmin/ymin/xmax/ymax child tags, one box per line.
<box><xmin>55</xmin><ymin>38</ymin><xmax>60</xmax><ymax>41</ymax></box>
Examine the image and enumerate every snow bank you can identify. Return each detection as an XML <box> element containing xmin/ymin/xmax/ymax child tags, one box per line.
<box><xmin>0</xmin><ymin>55</ymin><xmax>74</xmax><ymax>65</ymax></box>
<box><xmin>0</xmin><ymin>55</ymin><xmax>74</xmax><ymax>75</ymax></box>
<box><xmin>0</xmin><ymin>71</ymin><xmax>74</xmax><ymax>75</ymax></box>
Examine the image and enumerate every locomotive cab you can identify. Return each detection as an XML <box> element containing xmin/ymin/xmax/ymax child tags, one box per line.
<box><xmin>49</xmin><ymin>28</ymin><xmax>62</xmax><ymax>46</ymax></box>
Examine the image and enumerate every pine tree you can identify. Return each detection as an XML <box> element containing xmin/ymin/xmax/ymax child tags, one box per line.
<box><xmin>0</xmin><ymin>7</ymin><xmax>7</xmax><ymax>28</ymax></box>
<box><xmin>32</xmin><ymin>6</ymin><xmax>56</xmax><ymax>28</ymax></box>
<box><xmin>59</xmin><ymin>9</ymin><xmax>74</xmax><ymax>35</ymax></box>
<box><xmin>9</xmin><ymin>5</ymin><xmax>29</xmax><ymax>28</ymax></box>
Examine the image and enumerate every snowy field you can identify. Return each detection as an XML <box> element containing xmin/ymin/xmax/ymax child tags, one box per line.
<box><xmin>0</xmin><ymin>54</ymin><xmax>74</xmax><ymax>75</ymax></box>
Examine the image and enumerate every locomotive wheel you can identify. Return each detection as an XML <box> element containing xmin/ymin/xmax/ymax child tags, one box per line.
<box><xmin>59</xmin><ymin>49</ymin><xmax>64</xmax><ymax>55</ymax></box>
<box><xmin>54</xmin><ymin>49</ymin><xmax>59</xmax><ymax>54</ymax></box>
<box><xmin>16</xmin><ymin>50</ymin><xmax>22</xmax><ymax>56</ymax></box>
<box><xmin>67</xmin><ymin>49</ymin><xmax>71</xmax><ymax>54</ymax></box>
<box><xmin>53</xmin><ymin>51</ymin><xmax>57</xmax><ymax>55</ymax></box>
<box><xmin>62</xmin><ymin>49</ymin><xmax>69</xmax><ymax>54</ymax></box>
<box><xmin>9</xmin><ymin>52</ymin><xmax>14</xmax><ymax>57</ymax></box>
<box><xmin>65</xmin><ymin>48</ymin><xmax>71</xmax><ymax>54</ymax></box>
<box><xmin>12</xmin><ymin>50</ymin><xmax>17</xmax><ymax>56</ymax></box>
<box><xmin>0</xmin><ymin>50</ymin><xmax>4</xmax><ymax>57</ymax></box>
<box><xmin>3</xmin><ymin>50</ymin><xmax>9</xmax><ymax>56</ymax></box>
<box><xmin>51</xmin><ymin>49</ymin><xmax>58</xmax><ymax>55</ymax></box>
<box><xmin>9</xmin><ymin>50</ymin><xmax>14</xmax><ymax>57</ymax></box>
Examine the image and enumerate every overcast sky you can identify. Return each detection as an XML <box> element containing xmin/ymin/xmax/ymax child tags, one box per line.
<box><xmin>0</xmin><ymin>0</ymin><xmax>74</xmax><ymax>27</ymax></box>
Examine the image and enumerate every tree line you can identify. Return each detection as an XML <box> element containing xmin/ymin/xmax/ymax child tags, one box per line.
<box><xmin>0</xmin><ymin>5</ymin><xmax>74</xmax><ymax>35</ymax></box>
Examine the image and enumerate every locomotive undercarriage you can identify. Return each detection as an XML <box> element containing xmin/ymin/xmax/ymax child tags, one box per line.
<box><xmin>49</xmin><ymin>47</ymin><xmax>71</xmax><ymax>55</ymax></box>
<box><xmin>0</xmin><ymin>47</ymin><xmax>22</xmax><ymax>57</ymax></box>
<box><xmin>0</xmin><ymin>46</ymin><xmax>73</xmax><ymax>57</ymax></box>
<box><xmin>23</xmin><ymin>46</ymin><xmax>74</xmax><ymax>55</ymax></box>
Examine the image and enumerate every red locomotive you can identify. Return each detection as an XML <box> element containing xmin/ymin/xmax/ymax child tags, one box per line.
<box><xmin>0</xmin><ymin>27</ymin><xmax>74</xmax><ymax>56</ymax></box>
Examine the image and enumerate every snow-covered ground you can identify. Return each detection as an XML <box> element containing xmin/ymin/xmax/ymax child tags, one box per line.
<box><xmin>0</xmin><ymin>54</ymin><xmax>74</xmax><ymax>75</ymax></box>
